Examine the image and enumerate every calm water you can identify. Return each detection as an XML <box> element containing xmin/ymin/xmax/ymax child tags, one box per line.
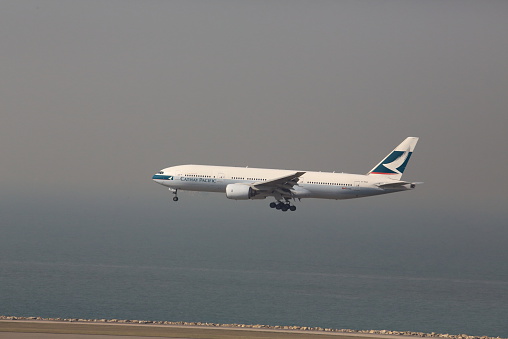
<box><xmin>1</xmin><ymin>259</ymin><xmax>507</xmax><ymax>337</ymax></box>
<box><xmin>1</xmin><ymin>195</ymin><xmax>507</xmax><ymax>337</ymax></box>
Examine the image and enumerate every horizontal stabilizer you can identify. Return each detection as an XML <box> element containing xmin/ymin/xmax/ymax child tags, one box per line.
<box><xmin>375</xmin><ymin>181</ymin><xmax>423</xmax><ymax>189</ymax></box>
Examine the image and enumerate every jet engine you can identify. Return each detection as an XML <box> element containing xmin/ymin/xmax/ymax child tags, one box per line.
<box><xmin>226</xmin><ymin>184</ymin><xmax>257</xmax><ymax>200</ymax></box>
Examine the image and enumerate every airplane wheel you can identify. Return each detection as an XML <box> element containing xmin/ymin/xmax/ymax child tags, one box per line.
<box><xmin>173</xmin><ymin>196</ymin><xmax>179</xmax><ymax>202</ymax></box>
<box><xmin>289</xmin><ymin>205</ymin><xmax>296</xmax><ymax>211</ymax></box>
<box><xmin>281</xmin><ymin>205</ymin><xmax>288</xmax><ymax>212</ymax></box>
<box><xmin>275</xmin><ymin>203</ymin><xmax>282</xmax><ymax>210</ymax></box>
<box><xmin>269</xmin><ymin>202</ymin><xmax>277</xmax><ymax>208</ymax></box>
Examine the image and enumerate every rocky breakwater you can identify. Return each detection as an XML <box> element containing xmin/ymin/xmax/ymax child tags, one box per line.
<box><xmin>0</xmin><ymin>315</ymin><xmax>505</xmax><ymax>339</ymax></box>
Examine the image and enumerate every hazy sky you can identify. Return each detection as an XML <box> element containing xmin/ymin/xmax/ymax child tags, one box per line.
<box><xmin>1</xmin><ymin>1</ymin><xmax>507</xmax><ymax>274</ymax></box>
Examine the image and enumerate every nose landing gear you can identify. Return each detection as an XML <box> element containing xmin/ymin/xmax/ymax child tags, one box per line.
<box><xmin>169</xmin><ymin>188</ymin><xmax>179</xmax><ymax>202</ymax></box>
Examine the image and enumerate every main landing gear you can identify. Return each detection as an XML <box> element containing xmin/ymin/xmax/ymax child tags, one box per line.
<box><xmin>269</xmin><ymin>201</ymin><xmax>296</xmax><ymax>212</ymax></box>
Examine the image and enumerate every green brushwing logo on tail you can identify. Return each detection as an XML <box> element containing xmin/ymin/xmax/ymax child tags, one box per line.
<box><xmin>370</xmin><ymin>149</ymin><xmax>413</xmax><ymax>175</ymax></box>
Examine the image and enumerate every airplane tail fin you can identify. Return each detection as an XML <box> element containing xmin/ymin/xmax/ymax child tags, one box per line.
<box><xmin>367</xmin><ymin>137</ymin><xmax>419</xmax><ymax>180</ymax></box>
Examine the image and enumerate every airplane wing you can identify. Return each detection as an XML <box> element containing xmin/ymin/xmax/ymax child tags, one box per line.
<box><xmin>254</xmin><ymin>171</ymin><xmax>305</xmax><ymax>188</ymax></box>
<box><xmin>252</xmin><ymin>171</ymin><xmax>305</xmax><ymax>198</ymax></box>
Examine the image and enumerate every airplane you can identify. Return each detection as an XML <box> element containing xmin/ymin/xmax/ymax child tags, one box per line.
<box><xmin>152</xmin><ymin>137</ymin><xmax>421</xmax><ymax>211</ymax></box>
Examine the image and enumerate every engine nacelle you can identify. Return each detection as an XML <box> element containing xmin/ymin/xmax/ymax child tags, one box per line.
<box><xmin>226</xmin><ymin>184</ymin><xmax>256</xmax><ymax>200</ymax></box>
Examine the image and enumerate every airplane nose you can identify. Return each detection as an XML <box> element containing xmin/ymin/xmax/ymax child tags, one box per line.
<box><xmin>152</xmin><ymin>174</ymin><xmax>164</xmax><ymax>185</ymax></box>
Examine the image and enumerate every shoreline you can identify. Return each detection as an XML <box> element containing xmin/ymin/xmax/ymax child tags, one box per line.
<box><xmin>1</xmin><ymin>316</ymin><xmax>504</xmax><ymax>339</ymax></box>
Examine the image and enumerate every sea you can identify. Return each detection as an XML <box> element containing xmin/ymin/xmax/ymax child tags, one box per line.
<box><xmin>1</xmin><ymin>257</ymin><xmax>507</xmax><ymax>337</ymax></box>
<box><xmin>1</xmin><ymin>196</ymin><xmax>507</xmax><ymax>338</ymax></box>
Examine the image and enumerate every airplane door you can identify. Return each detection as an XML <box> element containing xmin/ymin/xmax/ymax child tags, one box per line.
<box><xmin>353</xmin><ymin>181</ymin><xmax>361</xmax><ymax>190</ymax></box>
<box><xmin>217</xmin><ymin>173</ymin><xmax>225</xmax><ymax>182</ymax></box>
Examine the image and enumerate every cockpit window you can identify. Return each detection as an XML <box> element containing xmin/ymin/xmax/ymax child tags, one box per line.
<box><xmin>159</xmin><ymin>171</ymin><xmax>164</xmax><ymax>174</ymax></box>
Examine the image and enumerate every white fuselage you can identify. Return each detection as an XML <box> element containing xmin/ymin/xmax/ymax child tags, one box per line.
<box><xmin>153</xmin><ymin>164</ymin><xmax>413</xmax><ymax>200</ymax></box>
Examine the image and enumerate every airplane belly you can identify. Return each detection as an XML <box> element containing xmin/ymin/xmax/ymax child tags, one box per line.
<box><xmin>302</xmin><ymin>185</ymin><xmax>360</xmax><ymax>200</ymax></box>
<box><xmin>292</xmin><ymin>186</ymin><xmax>312</xmax><ymax>198</ymax></box>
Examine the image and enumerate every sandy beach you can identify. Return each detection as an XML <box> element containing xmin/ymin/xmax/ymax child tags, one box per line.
<box><xmin>1</xmin><ymin>318</ymin><xmax>502</xmax><ymax>339</ymax></box>
<box><xmin>0</xmin><ymin>319</ymin><xmax>440</xmax><ymax>339</ymax></box>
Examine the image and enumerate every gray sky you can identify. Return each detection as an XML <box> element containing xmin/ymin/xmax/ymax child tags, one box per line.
<box><xmin>1</xmin><ymin>1</ymin><xmax>507</xmax><ymax>272</ymax></box>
